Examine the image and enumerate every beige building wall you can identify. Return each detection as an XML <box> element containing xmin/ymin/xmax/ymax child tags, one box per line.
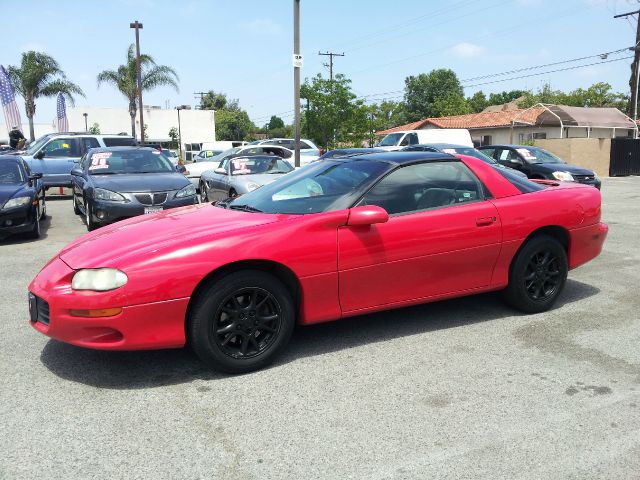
<box><xmin>533</xmin><ymin>138</ymin><xmax>611</xmax><ymax>177</ymax></box>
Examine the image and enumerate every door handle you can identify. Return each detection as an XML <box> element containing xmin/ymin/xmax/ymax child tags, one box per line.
<box><xmin>476</xmin><ymin>216</ymin><xmax>496</xmax><ymax>226</ymax></box>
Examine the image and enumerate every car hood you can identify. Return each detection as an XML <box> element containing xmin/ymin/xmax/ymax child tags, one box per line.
<box><xmin>529</xmin><ymin>163</ymin><xmax>594</xmax><ymax>175</ymax></box>
<box><xmin>91</xmin><ymin>173</ymin><xmax>189</xmax><ymax>192</ymax></box>
<box><xmin>0</xmin><ymin>184</ymin><xmax>27</xmax><ymax>205</ymax></box>
<box><xmin>58</xmin><ymin>203</ymin><xmax>293</xmax><ymax>269</ymax></box>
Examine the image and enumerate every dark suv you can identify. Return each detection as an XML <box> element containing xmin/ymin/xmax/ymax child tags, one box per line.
<box><xmin>478</xmin><ymin>145</ymin><xmax>601</xmax><ymax>189</ymax></box>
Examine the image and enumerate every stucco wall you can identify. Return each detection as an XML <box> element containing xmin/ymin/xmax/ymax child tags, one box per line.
<box><xmin>533</xmin><ymin>138</ymin><xmax>611</xmax><ymax>177</ymax></box>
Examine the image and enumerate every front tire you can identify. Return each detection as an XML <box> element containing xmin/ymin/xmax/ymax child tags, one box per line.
<box><xmin>503</xmin><ymin>235</ymin><xmax>568</xmax><ymax>313</ymax></box>
<box><xmin>199</xmin><ymin>180</ymin><xmax>209</xmax><ymax>202</ymax></box>
<box><xmin>187</xmin><ymin>270</ymin><xmax>295</xmax><ymax>373</ymax></box>
<box><xmin>28</xmin><ymin>205</ymin><xmax>41</xmax><ymax>239</ymax></box>
<box><xmin>73</xmin><ymin>193</ymin><xmax>80</xmax><ymax>214</ymax></box>
<box><xmin>85</xmin><ymin>198</ymin><xmax>98</xmax><ymax>231</ymax></box>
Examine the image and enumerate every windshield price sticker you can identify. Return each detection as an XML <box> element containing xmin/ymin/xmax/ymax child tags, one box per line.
<box><xmin>89</xmin><ymin>152</ymin><xmax>112</xmax><ymax>170</ymax></box>
<box><xmin>516</xmin><ymin>148</ymin><xmax>536</xmax><ymax>160</ymax></box>
<box><xmin>443</xmin><ymin>148</ymin><xmax>457</xmax><ymax>154</ymax></box>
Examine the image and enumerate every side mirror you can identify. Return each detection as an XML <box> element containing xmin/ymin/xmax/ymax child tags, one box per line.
<box><xmin>34</xmin><ymin>150</ymin><xmax>45</xmax><ymax>160</ymax></box>
<box><xmin>347</xmin><ymin>205</ymin><xmax>389</xmax><ymax>226</ymax></box>
<box><xmin>214</xmin><ymin>167</ymin><xmax>226</xmax><ymax>175</ymax></box>
<box><xmin>29</xmin><ymin>172</ymin><xmax>43</xmax><ymax>180</ymax></box>
<box><xmin>70</xmin><ymin>167</ymin><xmax>83</xmax><ymax>176</ymax></box>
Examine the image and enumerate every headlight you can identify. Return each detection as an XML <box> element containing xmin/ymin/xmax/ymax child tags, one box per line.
<box><xmin>552</xmin><ymin>171</ymin><xmax>574</xmax><ymax>182</ymax></box>
<box><xmin>175</xmin><ymin>184</ymin><xmax>196</xmax><ymax>198</ymax></box>
<box><xmin>2</xmin><ymin>196</ymin><xmax>31</xmax><ymax>209</ymax></box>
<box><xmin>72</xmin><ymin>268</ymin><xmax>128</xmax><ymax>291</ymax></box>
<box><xmin>246</xmin><ymin>182</ymin><xmax>261</xmax><ymax>192</ymax></box>
<box><xmin>94</xmin><ymin>188</ymin><xmax>126</xmax><ymax>202</ymax></box>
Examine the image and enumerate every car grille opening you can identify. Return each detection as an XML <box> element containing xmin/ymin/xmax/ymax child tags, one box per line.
<box><xmin>29</xmin><ymin>293</ymin><xmax>50</xmax><ymax>325</ymax></box>
<box><xmin>134</xmin><ymin>193</ymin><xmax>168</xmax><ymax>205</ymax></box>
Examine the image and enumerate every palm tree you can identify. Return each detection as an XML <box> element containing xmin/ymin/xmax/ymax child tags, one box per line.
<box><xmin>8</xmin><ymin>51</ymin><xmax>85</xmax><ymax>141</ymax></box>
<box><xmin>97</xmin><ymin>44</ymin><xmax>179</xmax><ymax>140</ymax></box>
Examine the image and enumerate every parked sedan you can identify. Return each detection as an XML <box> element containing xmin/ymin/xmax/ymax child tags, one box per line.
<box><xmin>200</xmin><ymin>155</ymin><xmax>294</xmax><ymax>202</ymax></box>
<box><xmin>0</xmin><ymin>156</ymin><xmax>46</xmax><ymax>239</ymax></box>
<box><xmin>71</xmin><ymin>147</ymin><xmax>197</xmax><ymax>231</ymax></box>
<box><xmin>478</xmin><ymin>145</ymin><xmax>601</xmax><ymax>189</ymax></box>
<box><xmin>30</xmin><ymin>152</ymin><xmax>607</xmax><ymax>374</ymax></box>
<box><xmin>402</xmin><ymin>143</ymin><xmax>528</xmax><ymax>178</ymax></box>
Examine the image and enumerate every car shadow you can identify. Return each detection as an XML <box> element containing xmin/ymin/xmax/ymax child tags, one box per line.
<box><xmin>39</xmin><ymin>279</ymin><xmax>600</xmax><ymax>389</ymax></box>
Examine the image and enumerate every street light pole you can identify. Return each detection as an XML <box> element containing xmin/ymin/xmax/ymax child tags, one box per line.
<box><xmin>83</xmin><ymin>113</ymin><xmax>88</xmax><ymax>132</ymax></box>
<box><xmin>130</xmin><ymin>20</ymin><xmax>144</xmax><ymax>144</ymax></box>
<box><xmin>293</xmin><ymin>0</ymin><xmax>301</xmax><ymax>168</ymax></box>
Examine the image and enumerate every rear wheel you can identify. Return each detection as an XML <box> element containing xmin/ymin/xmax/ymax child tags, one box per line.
<box><xmin>187</xmin><ymin>270</ymin><xmax>295</xmax><ymax>373</ymax></box>
<box><xmin>503</xmin><ymin>235</ymin><xmax>567</xmax><ymax>313</ymax></box>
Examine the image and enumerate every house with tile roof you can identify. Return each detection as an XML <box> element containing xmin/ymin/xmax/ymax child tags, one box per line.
<box><xmin>377</xmin><ymin>104</ymin><xmax>637</xmax><ymax>146</ymax></box>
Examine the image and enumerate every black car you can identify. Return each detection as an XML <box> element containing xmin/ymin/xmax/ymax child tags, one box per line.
<box><xmin>478</xmin><ymin>145</ymin><xmax>601</xmax><ymax>189</ymax></box>
<box><xmin>0</xmin><ymin>156</ymin><xmax>46</xmax><ymax>239</ymax></box>
<box><xmin>402</xmin><ymin>143</ymin><xmax>529</xmax><ymax>179</ymax></box>
<box><xmin>71</xmin><ymin>147</ymin><xmax>198</xmax><ymax>231</ymax></box>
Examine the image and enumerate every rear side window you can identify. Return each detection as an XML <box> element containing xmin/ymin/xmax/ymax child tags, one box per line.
<box><xmin>496</xmin><ymin>168</ymin><xmax>545</xmax><ymax>193</ymax></box>
<box><xmin>103</xmin><ymin>137</ymin><xmax>136</xmax><ymax>147</ymax></box>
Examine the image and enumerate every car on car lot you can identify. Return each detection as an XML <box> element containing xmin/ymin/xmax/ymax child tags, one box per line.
<box><xmin>70</xmin><ymin>147</ymin><xmax>197</xmax><ymax>231</ymax></box>
<box><xmin>20</xmin><ymin>133</ymin><xmax>137</xmax><ymax>188</ymax></box>
<box><xmin>188</xmin><ymin>145</ymin><xmax>294</xmax><ymax>191</ymax></box>
<box><xmin>478</xmin><ymin>145</ymin><xmax>601</xmax><ymax>189</ymax></box>
<box><xmin>317</xmin><ymin>147</ymin><xmax>384</xmax><ymax>160</ymax></box>
<box><xmin>250</xmin><ymin>138</ymin><xmax>321</xmax><ymax>164</ymax></box>
<box><xmin>0</xmin><ymin>156</ymin><xmax>46</xmax><ymax>239</ymax></box>
<box><xmin>401</xmin><ymin>143</ymin><xmax>528</xmax><ymax>178</ymax></box>
<box><xmin>200</xmin><ymin>154</ymin><xmax>294</xmax><ymax>202</ymax></box>
<box><xmin>29</xmin><ymin>151</ymin><xmax>607</xmax><ymax>374</ymax></box>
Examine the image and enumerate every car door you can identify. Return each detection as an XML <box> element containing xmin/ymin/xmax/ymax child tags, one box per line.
<box><xmin>207</xmin><ymin>159</ymin><xmax>230</xmax><ymax>201</ymax></box>
<box><xmin>496</xmin><ymin>148</ymin><xmax>530</xmax><ymax>175</ymax></box>
<box><xmin>37</xmin><ymin>138</ymin><xmax>81</xmax><ymax>185</ymax></box>
<box><xmin>337</xmin><ymin>160</ymin><xmax>502</xmax><ymax>313</ymax></box>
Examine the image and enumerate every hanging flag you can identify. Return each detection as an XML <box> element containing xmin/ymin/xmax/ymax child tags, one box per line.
<box><xmin>0</xmin><ymin>65</ymin><xmax>23</xmax><ymax>135</ymax></box>
<box><xmin>56</xmin><ymin>92</ymin><xmax>69</xmax><ymax>132</ymax></box>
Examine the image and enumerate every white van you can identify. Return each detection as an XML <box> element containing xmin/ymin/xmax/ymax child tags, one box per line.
<box><xmin>376</xmin><ymin>129</ymin><xmax>473</xmax><ymax>151</ymax></box>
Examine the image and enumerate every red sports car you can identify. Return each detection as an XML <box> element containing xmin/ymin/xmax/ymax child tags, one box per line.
<box><xmin>29</xmin><ymin>152</ymin><xmax>608</xmax><ymax>373</ymax></box>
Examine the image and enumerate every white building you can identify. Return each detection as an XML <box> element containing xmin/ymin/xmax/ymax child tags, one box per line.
<box><xmin>2</xmin><ymin>106</ymin><xmax>215</xmax><ymax>152</ymax></box>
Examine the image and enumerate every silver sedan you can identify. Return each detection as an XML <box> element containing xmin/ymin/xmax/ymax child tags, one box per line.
<box><xmin>199</xmin><ymin>155</ymin><xmax>294</xmax><ymax>202</ymax></box>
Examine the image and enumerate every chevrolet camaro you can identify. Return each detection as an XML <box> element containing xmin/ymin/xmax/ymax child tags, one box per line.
<box><xmin>29</xmin><ymin>152</ymin><xmax>608</xmax><ymax>373</ymax></box>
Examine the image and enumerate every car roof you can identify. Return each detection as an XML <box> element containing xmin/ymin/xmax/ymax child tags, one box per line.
<box><xmin>331</xmin><ymin>151</ymin><xmax>455</xmax><ymax>165</ymax></box>
<box><xmin>0</xmin><ymin>155</ymin><xmax>23</xmax><ymax>164</ymax></box>
<box><xmin>86</xmin><ymin>146</ymin><xmax>159</xmax><ymax>154</ymax></box>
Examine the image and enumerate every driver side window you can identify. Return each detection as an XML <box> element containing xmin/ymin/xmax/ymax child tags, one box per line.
<box><xmin>43</xmin><ymin>138</ymin><xmax>80</xmax><ymax>157</ymax></box>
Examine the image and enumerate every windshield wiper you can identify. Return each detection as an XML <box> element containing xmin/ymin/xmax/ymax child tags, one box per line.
<box><xmin>229</xmin><ymin>204</ymin><xmax>263</xmax><ymax>213</ymax></box>
<box><xmin>268</xmin><ymin>170</ymin><xmax>289</xmax><ymax>174</ymax></box>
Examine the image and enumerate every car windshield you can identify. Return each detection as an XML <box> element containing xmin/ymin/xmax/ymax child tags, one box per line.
<box><xmin>517</xmin><ymin>147</ymin><xmax>564</xmax><ymax>164</ymax></box>
<box><xmin>229</xmin><ymin>156</ymin><xmax>293</xmax><ymax>175</ymax></box>
<box><xmin>377</xmin><ymin>133</ymin><xmax>403</xmax><ymax>147</ymax></box>
<box><xmin>445</xmin><ymin>147</ymin><xmax>497</xmax><ymax>165</ymax></box>
<box><xmin>0</xmin><ymin>162</ymin><xmax>25</xmax><ymax>183</ymax></box>
<box><xmin>87</xmin><ymin>149</ymin><xmax>175</xmax><ymax>174</ymax></box>
<box><xmin>25</xmin><ymin>136</ymin><xmax>51</xmax><ymax>155</ymax></box>
<box><xmin>226</xmin><ymin>159</ymin><xmax>389</xmax><ymax>214</ymax></box>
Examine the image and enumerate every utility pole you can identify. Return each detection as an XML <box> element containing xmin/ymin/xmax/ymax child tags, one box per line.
<box><xmin>318</xmin><ymin>51</ymin><xmax>344</xmax><ymax>81</ymax></box>
<box><xmin>193</xmin><ymin>91</ymin><xmax>207</xmax><ymax>109</ymax></box>
<box><xmin>293</xmin><ymin>0</ymin><xmax>301</xmax><ymax>167</ymax></box>
<box><xmin>130</xmin><ymin>20</ymin><xmax>144</xmax><ymax>144</ymax></box>
<box><xmin>614</xmin><ymin>9</ymin><xmax>640</xmax><ymax>121</ymax></box>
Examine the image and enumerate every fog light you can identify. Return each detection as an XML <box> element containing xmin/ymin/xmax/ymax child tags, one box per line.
<box><xmin>69</xmin><ymin>307</ymin><xmax>123</xmax><ymax>317</ymax></box>
<box><xmin>96</xmin><ymin>210</ymin><xmax>106</xmax><ymax>219</ymax></box>
<box><xmin>5</xmin><ymin>220</ymin><xmax>12</xmax><ymax>226</ymax></box>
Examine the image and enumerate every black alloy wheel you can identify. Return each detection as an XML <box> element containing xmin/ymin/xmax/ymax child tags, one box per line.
<box><xmin>188</xmin><ymin>270</ymin><xmax>295</xmax><ymax>373</ymax></box>
<box><xmin>503</xmin><ymin>234</ymin><xmax>568</xmax><ymax>313</ymax></box>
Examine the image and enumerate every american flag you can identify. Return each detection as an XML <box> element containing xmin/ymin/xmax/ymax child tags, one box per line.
<box><xmin>56</xmin><ymin>92</ymin><xmax>69</xmax><ymax>132</ymax></box>
<box><xmin>0</xmin><ymin>65</ymin><xmax>23</xmax><ymax>135</ymax></box>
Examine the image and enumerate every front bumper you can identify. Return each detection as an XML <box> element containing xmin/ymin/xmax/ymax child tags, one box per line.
<box><xmin>90</xmin><ymin>195</ymin><xmax>197</xmax><ymax>224</ymax></box>
<box><xmin>28</xmin><ymin>257</ymin><xmax>188</xmax><ymax>350</ymax></box>
<box><xmin>0</xmin><ymin>204</ymin><xmax>36</xmax><ymax>235</ymax></box>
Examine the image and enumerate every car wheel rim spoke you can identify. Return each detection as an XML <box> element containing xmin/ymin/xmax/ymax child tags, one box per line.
<box><xmin>212</xmin><ymin>287</ymin><xmax>282</xmax><ymax>359</ymax></box>
<box><xmin>524</xmin><ymin>249</ymin><xmax>561</xmax><ymax>302</ymax></box>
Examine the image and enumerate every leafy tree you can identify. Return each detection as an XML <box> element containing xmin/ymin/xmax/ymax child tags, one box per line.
<box><xmin>168</xmin><ymin>126</ymin><xmax>179</xmax><ymax>148</ymax></box>
<box><xmin>97</xmin><ymin>44</ymin><xmax>179</xmax><ymax>140</ymax></box>
<box><xmin>215</xmin><ymin>109</ymin><xmax>255</xmax><ymax>141</ymax></box>
<box><xmin>403</xmin><ymin>69</ymin><xmax>468</xmax><ymax>121</ymax></box>
<box><xmin>89</xmin><ymin>122</ymin><xmax>101</xmax><ymax>134</ymax></box>
<box><xmin>301</xmin><ymin>73</ymin><xmax>369</xmax><ymax>150</ymax></box>
<box><xmin>487</xmin><ymin>90</ymin><xmax>527</xmax><ymax>106</ymax></box>
<box><xmin>201</xmin><ymin>90</ymin><xmax>240</xmax><ymax>111</ymax></box>
<box><xmin>267</xmin><ymin>115</ymin><xmax>285</xmax><ymax>130</ymax></box>
<box><xmin>8</xmin><ymin>51</ymin><xmax>84</xmax><ymax>141</ymax></box>
<box><xmin>518</xmin><ymin>82</ymin><xmax>627</xmax><ymax>110</ymax></box>
<box><xmin>467</xmin><ymin>91</ymin><xmax>488</xmax><ymax>113</ymax></box>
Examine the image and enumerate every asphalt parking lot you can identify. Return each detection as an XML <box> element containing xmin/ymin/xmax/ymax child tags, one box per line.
<box><xmin>1</xmin><ymin>177</ymin><xmax>639</xmax><ymax>480</ymax></box>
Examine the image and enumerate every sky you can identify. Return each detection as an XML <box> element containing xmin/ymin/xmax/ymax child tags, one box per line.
<box><xmin>2</xmin><ymin>0</ymin><xmax>639</xmax><ymax>128</ymax></box>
